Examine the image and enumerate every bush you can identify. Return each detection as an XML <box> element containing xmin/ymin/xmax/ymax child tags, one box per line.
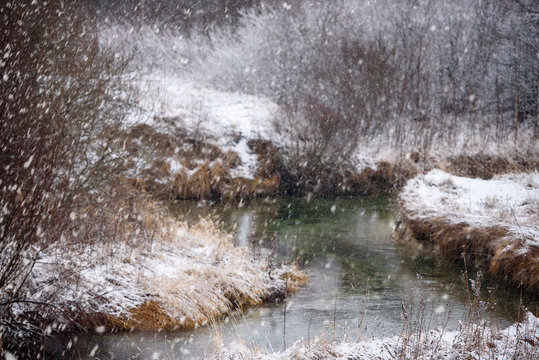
<box><xmin>274</xmin><ymin>97</ymin><xmax>358</xmax><ymax>194</ymax></box>
<box><xmin>0</xmin><ymin>0</ymin><xmax>136</xmax><ymax>349</ymax></box>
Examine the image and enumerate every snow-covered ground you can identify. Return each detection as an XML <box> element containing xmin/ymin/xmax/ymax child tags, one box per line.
<box><xmin>396</xmin><ymin>169</ymin><xmax>539</xmax><ymax>291</ymax></box>
<box><xmin>15</xmin><ymin>217</ymin><xmax>304</xmax><ymax>331</ymax></box>
<box><xmin>401</xmin><ymin>169</ymin><xmax>539</xmax><ymax>251</ymax></box>
<box><xmin>212</xmin><ymin>313</ymin><xmax>539</xmax><ymax>359</ymax></box>
<box><xmin>131</xmin><ymin>75</ymin><xmax>278</xmax><ymax>180</ymax></box>
<box><xmin>138</xmin><ymin>76</ymin><xmax>278</xmax><ymax>139</ymax></box>
<box><xmin>128</xmin><ymin>72</ymin><xmax>538</xmax><ymax>185</ymax></box>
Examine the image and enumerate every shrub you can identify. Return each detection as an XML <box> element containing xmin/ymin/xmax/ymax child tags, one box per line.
<box><xmin>274</xmin><ymin>97</ymin><xmax>358</xmax><ymax>195</ymax></box>
<box><xmin>0</xmin><ymin>0</ymin><xmax>136</xmax><ymax>349</ymax></box>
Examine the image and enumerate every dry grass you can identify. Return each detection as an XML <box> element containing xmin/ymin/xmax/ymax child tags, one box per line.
<box><xmin>394</xmin><ymin>212</ymin><xmax>539</xmax><ymax>293</ymax></box>
<box><xmin>122</xmin><ymin>121</ymin><xmax>424</xmax><ymax>200</ymax></box>
<box><xmin>445</xmin><ymin>152</ymin><xmax>539</xmax><ymax>180</ymax></box>
<box><xmin>247</xmin><ymin>139</ymin><xmax>284</xmax><ymax>180</ymax></box>
<box><xmin>11</xmin><ymin>193</ymin><xmax>306</xmax><ymax>335</ymax></box>
<box><xmin>211</xmin><ymin>300</ymin><xmax>539</xmax><ymax>360</ymax></box>
<box><xmin>105</xmin><ymin>300</ymin><xmax>176</xmax><ymax>331</ymax></box>
<box><xmin>121</xmin><ymin>119</ymin><xmax>537</xmax><ymax>202</ymax></box>
<box><xmin>120</xmin><ymin>114</ymin><xmax>539</xmax><ymax>203</ymax></box>
<box><xmin>346</xmin><ymin>161</ymin><xmax>418</xmax><ymax>196</ymax></box>
<box><xmin>104</xmin><ymin>218</ymin><xmax>307</xmax><ymax>332</ymax></box>
<box><xmin>212</xmin><ymin>314</ymin><xmax>539</xmax><ymax>360</ymax></box>
<box><xmin>109</xmin><ymin>268</ymin><xmax>306</xmax><ymax>333</ymax></box>
<box><xmin>170</xmin><ymin>161</ymin><xmax>266</xmax><ymax>200</ymax></box>
<box><xmin>118</xmin><ymin>124</ymin><xmax>291</xmax><ymax>201</ymax></box>
<box><xmin>491</xmin><ymin>239</ymin><xmax>539</xmax><ymax>291</ymax></box>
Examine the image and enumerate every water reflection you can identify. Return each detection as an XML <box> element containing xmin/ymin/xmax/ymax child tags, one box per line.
<box><xmin>235</xmin><ymin>210</ymin><xmax>253</xmax><ymax>247</ymax></box>
<box><xmin>52</xmin><ymin>197</ymin><xmax>534</xmax><ymax>359</ymax></box>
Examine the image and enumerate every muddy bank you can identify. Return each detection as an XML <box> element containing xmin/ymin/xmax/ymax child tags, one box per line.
<box><xmin>393</xmin><ymin>170</ymin><xmax>539</xmax><ymax>293</ymax></box>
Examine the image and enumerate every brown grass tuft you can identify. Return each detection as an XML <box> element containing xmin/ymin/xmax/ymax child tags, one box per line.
<box><xmin>491</xmin><ymin>241</ymin><xmax>539</xmax><ymax>291</ymax></box>
<box><xmin>128</xmin><ymin>123</ymin><xmax>177</xmax><ymax>154</ymax></box>
<box><xmin>108</xmin><ymin>300</ymin><xmax>178</xmax><ymax>331</ymax></box>
<box><xmin>248</xmin><ymin>139</ymin><xmax>283</xmax><ymax>179</ymax></box>
<box><xmin>445</xmin><ymin>152</ymin><xmax>539</xmax><ymax>179</ymax></box>
<box><xmin>224</xmin><ymin>149</ymin><xmax>242</xmax><ymax>169</ymax></box>
<box><xmin>347</xmin><ymin>161</ymin><xmax>418</xmax><ymax>195</ymax></box>
<box><xmin>280</xmin><ymin>265</ymin><xmax>308</xmax><ymax>293</ymax></box>
<box><xmin>256</xmin><ymin>176</ymin><xmax>281</xmax><ymax>195</ymax></box>
<box><xmin>394</xmin><ymin>212</ymin><xmax>539</xmax><ymax>293</ymax></box>
<box><xmin>184</xmin><ymin>162</ymin><xmax>213</xmax><ymax>199</ymax></box>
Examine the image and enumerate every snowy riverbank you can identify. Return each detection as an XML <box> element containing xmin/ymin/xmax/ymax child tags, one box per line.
<box><xmin>212</xmin><ymin>312</ymin><xmax>539</xmax><ymax>360</ymax></box>
<box><xmin>394</xmin><ymin>170</ymin><xmax>539</xmax><ymax>292</ymax></box>
<box><xmin>121</xmin><ymin>74</ymin><xmax>539</xmax><ymax>201</ymax></box>
<box><xmin>5</xmin><ymin>215</ymin><xmax>305</xmax><ymax>335</ymax></box>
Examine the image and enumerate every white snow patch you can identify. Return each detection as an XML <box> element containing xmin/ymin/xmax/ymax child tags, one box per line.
<box><xmin>136</xmin><ymin>76</ymin><xmax>277</xmax><ymax>141</ymax></box>
<box><xmin>400</xmin><ymin>169</ymin><xmax>539</xmax><ymax>249</ymax></box>
<box><xmin>228</xmin><ymin>138</ymin><xmax>258</xmax><ymax>179</ymax></box>
<box><xmin>167</xmin><ymin>157</ymin><xmax>185</xmax><ymax>176</ymax></box>
<box><xmin>4</xmin><ymin>352</ymin><xmax>17</xmax><ymax>360</ymax></box>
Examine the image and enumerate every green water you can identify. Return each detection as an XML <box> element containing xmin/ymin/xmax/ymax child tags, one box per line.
<box><xmin>51</xmin><ymin>196</ymin><xmax>536</xmax><ymax>359</ymax></box>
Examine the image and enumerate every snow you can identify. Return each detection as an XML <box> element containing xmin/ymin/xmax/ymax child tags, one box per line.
<box><xmin>11</xmin><ymin>218</ymin><xmax>303</xmax><ymax>329</ymax></box>
<box><xmin>121</xmin><ymin>58</ymin><xmax>538</xmax><ymax>183</ymax></box>
<box><xmin>229</xmin><ymin>137</ymin><xmax>259</xmax><ymax>179</ymax></box>
<box><xmin>400</xmin><ymin>169</ymin><xmax>539</xmax><ymax>249</ymax></box>
<box><xmin>126</xmin><ymin>72</ymin><xmax>418</xmax><ymax>180</ymax></box>
<box><xmin>140</xmin><ymin>76</ymin><xmax>275</xmax><ymax>135</ymax></box>
<box><xmin>167</xmin><ymin>157</ymin><xmax>186</xmax><ymax>175</ymax></box>
<box><xmin>212</xmin><ymin>313</ymin><xmax>539</xmax><ymax>359</ymax></box>
<box><xmin>130</xmin><ymin>72</ymin><xmax>536</xmax><ymax>183</ymax></box>
<box><xmin>129</xmin><ymin>75</ymin><xmax>278</xmax><ymax>179</ymax></box>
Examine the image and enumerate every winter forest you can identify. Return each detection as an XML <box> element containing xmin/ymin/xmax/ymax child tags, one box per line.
<box><xmin>1</xmin><ymin>0</ymin><xmax>538</xmax><ymax>359</ymax></box>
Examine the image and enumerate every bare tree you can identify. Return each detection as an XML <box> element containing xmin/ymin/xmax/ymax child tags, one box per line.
<box><xmin>0</xmin><ymin>0</ymin><xmax>135</xmax><ymax>350</ymax></box>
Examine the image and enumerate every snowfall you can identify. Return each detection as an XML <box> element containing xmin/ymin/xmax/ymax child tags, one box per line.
<box><xmin>7</xmin><ymin>24</ymin><xmax>539</xmax><ymax>352</ymax></box>
<box><xmin>5</xmin><ymin>64</ymin><xmax>536</xmax><ymax>352</ymax></box>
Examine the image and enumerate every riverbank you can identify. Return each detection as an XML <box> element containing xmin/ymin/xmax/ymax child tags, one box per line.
<box><xmin>43</xmin><ymin>196</ymin><xmax>539</xmax><ymax>359</ymax></box>
<box><xmin>122</xmin><ymin>76</ymin><xmax>538</xmax><ymax>201</ymax></box>
<box><xmin>1</xmin><ymin>207</ymin><xmax>305</xmax><ymax>354</ymax></box>
<box><xmin>394</xmin><ymin>169</ymin><xmax>539</xmax><ymax>293</ymax></box>
<box><xmin>211</xmin><ymin>312</ymin><xmax>539</xmax><ymax>359</ymax></box>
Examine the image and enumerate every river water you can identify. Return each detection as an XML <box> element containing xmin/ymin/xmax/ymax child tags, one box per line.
<box><xmin>50</xmin><ymin>197</ymin><xmax>532</xmax><ymax>359</ymax></box>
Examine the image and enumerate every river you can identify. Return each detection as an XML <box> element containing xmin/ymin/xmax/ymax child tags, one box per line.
<box><xmin>49</xmin><ymin>196</ymin><xmax>533</xmax><ymax>359</ymax></box>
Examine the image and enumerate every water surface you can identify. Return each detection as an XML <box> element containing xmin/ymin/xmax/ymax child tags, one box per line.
<box><xmin>52</xmin><ymin>197</ymin><xmax>534</xmax><ymax>359</ymax></box>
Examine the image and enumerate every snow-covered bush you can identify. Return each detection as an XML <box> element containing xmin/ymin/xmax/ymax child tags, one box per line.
<box><xmin>274</xmin><ymin>98</ymin><xmax>359</xmax><ymax>194</ymax></box>
<box><xmin>196</xmin><ymin>0</ymin><xmax>537</xmax><ymax>145</ymax></box>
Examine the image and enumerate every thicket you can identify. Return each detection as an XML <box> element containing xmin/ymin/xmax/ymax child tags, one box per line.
<box><xmin>0</xmin><ymin>0</ymin><xmax>145</xmax><ymax>354</ymax></box>
<box><xmin>197</xmin><ymin>0</ymin><xmax>538</xmax><ymax>192</ymax></box>
<box><xmin>204</xmin><ymin>0</ymin><xmax>538</xmax><ymax>127</ymax></box>
<box><xmin>93</xmin><ymin>0</ymin><xmax>262</xmax><ymax>34</ymax></box>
